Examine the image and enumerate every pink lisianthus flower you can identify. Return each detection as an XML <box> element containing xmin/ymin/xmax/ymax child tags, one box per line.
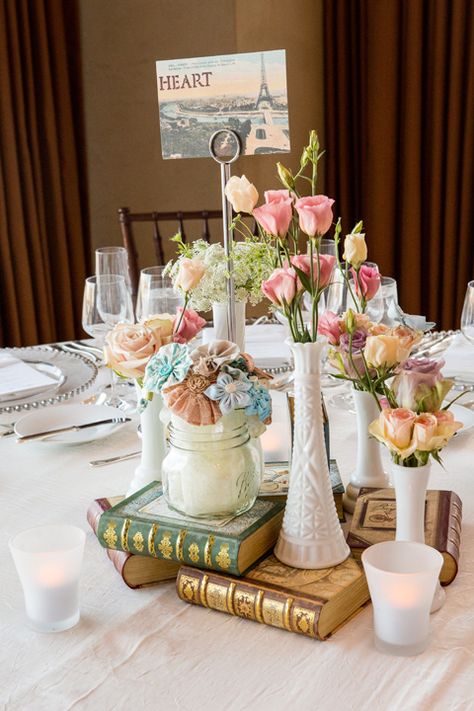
<box><xmin>264</xmin><ymin>189</ymin><xmax>292</xmax><ymax>204</ymax></box>
<box><xmin>253</xmin><ymin>199</ymin><xmax>293</xmax><ymax>238</ymax></box>
<box><xmin>318</xmin><ymin>310</ymin><xmax>343</xmax><ymax>345</ymax></box>
<box><xmin>261</xmin><ymin>267</ymin><xmax>297</xmax><ymax>307</ymax></box>
<box><xmin>392</xmin><ymin>358</ymin><xmax>453</xmax><ymax>413</ymax></box>
<box><xmin>351</xmin><ymin>265</ymin><xmax>381</xmax><ymax>301</ymax></box>
<box><xmin>173</xmin><ymin>308</ymin><xmax>206</xmax><ymax>344</ymax></box>
<box><xmin>294</xmin><ymin>195</ymin><xmax>335</xmax><ymax>237</ymax></box>
<box><xmin>290</xmin><ymin>254</ymin><xmax>336</xmax><ymax>290</ymax></box>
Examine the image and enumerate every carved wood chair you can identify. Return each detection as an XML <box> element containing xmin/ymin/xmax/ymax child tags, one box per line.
<box><xmin>118</xmin><ymin>207</ymin><xmax>224</xmax><ymax>299</ymax></box>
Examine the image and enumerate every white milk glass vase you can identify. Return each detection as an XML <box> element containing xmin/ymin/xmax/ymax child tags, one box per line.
<box><xmin>390</xmin><ymin>460</ymin><xmax>445</xmax><ymax>613</ymax></box>
<box><xmin>274</xmin><ymin>340</ymin><xmax>350</xmax><ymax>569</ymax></box>
<box><xmin>126</xmin><ymin>390</ymin><xmax>166</xmax><ymax>497</ymax></box>
<box><xmin>212</xmin><ymin>301</ymin><xmax>246</xmax><ymax>351</ymax></box>
<box><xmin>343</xmin><ymin>388</ymin><xmax>390</xmax><ymax>513</ymax></box>
<box><xmin>161</xmin><ymin>409</ymin><xmax>262</xmax><ymax>519</ymax></box>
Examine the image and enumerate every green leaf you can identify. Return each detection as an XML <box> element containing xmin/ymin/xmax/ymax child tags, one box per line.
<box><xmin>291</xmin><ymin>264</ymin><xmax>313</xmax><ymax>293</ymax></box>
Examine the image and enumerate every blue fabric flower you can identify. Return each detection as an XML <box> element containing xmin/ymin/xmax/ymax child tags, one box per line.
<box><xmin>205</xmin><ymin>370</ymin><xmax>252</xmax><ymax>415</ymax></box>
<box><xmin>144</xmin><ymin>343</ymin><xmax>192</xmax><ymax>393</ymax></box>
<box><xmin>245</xmin><ymin>384</ymin><xmax>272</xmax><ymax>422</ymax></box>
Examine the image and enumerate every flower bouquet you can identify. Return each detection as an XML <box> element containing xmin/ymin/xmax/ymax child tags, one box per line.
<box><xmin>103</xmin><ymin>308</ymin><xmax>206</xmax><ymax>496</ymax></box>
<box><xmin>141</xmin><ymin>339</ymin><xmax>272</xmax><ymax>518</ymax></box>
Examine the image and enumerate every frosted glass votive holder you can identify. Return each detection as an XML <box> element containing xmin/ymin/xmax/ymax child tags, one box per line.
<box><xmin>362</xmin><ymin>541</ymin><xmax>443</xmax><ymax>656</ymax></box>
<box><xmin>9</xmin><ymin>525</ymin><xmax>86</xmax><ymax>633</ymax></box>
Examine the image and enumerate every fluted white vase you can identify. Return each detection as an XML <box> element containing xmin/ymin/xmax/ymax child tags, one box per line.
<box><xmin>126</xmin><ymin>391</ymin><xmax>166</xmax><ymax>497</ymax></box>
<box><xmin>343</xmin><ymin>388</ymin><xmax>390</xmax><ymax>513</ymax></box>
<box><xmin>212</xmin><ymin>301</ymin><xmax>246</xmax><ymax>351</ymax></box>
<box><xmin>390</xmin><ymin>460</ymin><xmax>445</xmax><ymax>612</ymax></box>
<box><xmin>274</xmin><ymin>340</ymin><xmax>350</xmax><ymax>569</ymax></box>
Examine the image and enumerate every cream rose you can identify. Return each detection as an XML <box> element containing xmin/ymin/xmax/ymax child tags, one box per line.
<box><xmin>175</xmin><ymin>258</ymin><xmax>205</xmax><ymax>292</ymax></box>
<box><xmin>343</xmin><ymin>233</ymin><xmax>367</xmax><ymax>268</ymax></box>
<box><xmin>364</xmin><ymin>335</ymin><xmax>404</xmax><ymax>368</ymax></box>
<box><xmin>224</xmin><ymin>175</ymin><xmax>259</xmax><ymax>214</ymax></box>
<box><xmin>104</xmin><ymin>321</ymin><xmax>172</xmax><ymax>380</ymax></box>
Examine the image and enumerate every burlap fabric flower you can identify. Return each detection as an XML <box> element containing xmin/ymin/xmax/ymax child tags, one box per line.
<box><xmin>190</xmin><ymin>340</ymin><xmax>240</xmax><ymax>376</ymax></box>
<box><xmin>163</xmin><ymin>372</ymin><xmax>221</xmax><ymax>426</ymax></box>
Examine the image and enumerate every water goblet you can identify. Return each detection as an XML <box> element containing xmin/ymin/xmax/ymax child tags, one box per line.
<box><xmin>135</xmin><ymin>266</ymin><xmax>184</xmax><ymax>322</ymax></box>
<box><xmin>95</xmin><ymin>246</ymin><xmax>132</xmax><ymax>294</ymax></box>
<box><xmin>460</xmin><ymin>280</ymin><xmax>474</xmax><ymax>345</ymax></box>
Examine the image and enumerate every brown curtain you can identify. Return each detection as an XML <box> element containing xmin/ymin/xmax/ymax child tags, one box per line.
<box><xmin>0</xmin><ymin>0</ymin><xmax>90</xmax><ymax>346</ymax></box>
<box><xmin>323</xmin><ymin>0</ymin><xmax>474</xmax><ymax>330</ymax></box>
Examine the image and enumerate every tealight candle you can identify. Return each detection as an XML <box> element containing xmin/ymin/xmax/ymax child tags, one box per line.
<box><xmin>362</xmin><ymin>541</ymin><xmax>443</xmax><ymax>656</ymax></box>
<box><xmin>9</xmin><ymin>525</ymin><xmax>86</xmax><ymax>633</ymax></box>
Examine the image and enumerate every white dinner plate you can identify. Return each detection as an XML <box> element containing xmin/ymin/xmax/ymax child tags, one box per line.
<box><xmin>14</xmin><ymin>404</ymin><xmax>129</xmax><ymax>445</ymax></box>
<box><xmin>449</xmin><ymin>403</ymin><xmax>474</xmax><ymax>436</ymax></box>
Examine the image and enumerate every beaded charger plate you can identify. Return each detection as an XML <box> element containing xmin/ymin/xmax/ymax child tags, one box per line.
<box><xmin>0</xmin><ymin>346</ymin><xmax>98</xmax><ymax>415</ymax></box>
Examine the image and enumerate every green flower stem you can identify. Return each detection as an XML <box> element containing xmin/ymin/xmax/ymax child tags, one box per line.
<box><xmin>174</xmin><ymin>293</ymin><xmax>190</xmax><ymax>334</ymax></box>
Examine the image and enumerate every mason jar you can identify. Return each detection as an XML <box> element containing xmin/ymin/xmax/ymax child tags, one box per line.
<box><xmin>162</xmin><ymin>409</ymin><xmax>263</xmax><ymax>519</ymax></box>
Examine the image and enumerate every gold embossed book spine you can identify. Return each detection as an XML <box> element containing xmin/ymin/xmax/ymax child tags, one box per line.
<box><xmin>176</xmin><ymin>567</ymin><xmax>325</xmax><ymax>640</ymax></box>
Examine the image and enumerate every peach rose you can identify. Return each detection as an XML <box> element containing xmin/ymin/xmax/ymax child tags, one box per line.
<box><xmin>412</xmin><ymin>413</ymin><xmax>438</xmax><ymax>450</ymax></box>
<box><xmin>369</xmin><ymin>408</ymin><xmax>417</xmax><ymax>458</ymax></box>
<box><xmin>364</xmin><ymin>335</ymin><xmax>405</xmax><ymax>368</ymax></box>
<box><xmin>175</xmin><ymin>258</ymin><xmax>205</xmax><ymax>292</ymax></box>
<box><xmin>104</xmin><ymin>320</ymin><xmax>172</xmax><ymax>379</ymax></box>
<box><xmin>433</xmin><ymin>410</ymin><xmax>463</xmax><ymax>439</ymax></box>
<box><xmin>224</xmin><ymin>175</ymin><xmax>259</xmax><ymax>214</ymax></box>
<box><xmin>388</xmin><ymin>325</ymin><xmax>422</xmax><ymax>360</ymax></box>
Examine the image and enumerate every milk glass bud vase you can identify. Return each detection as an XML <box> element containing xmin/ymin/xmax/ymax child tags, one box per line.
<box><xmin>274</xmin><ymin>340</ymin><xmax>350</xmax><ymax>569</ymax></box>
<box><xmin>343</xmin><ymin>388</ymin><xmax>390</xmax><ymax>514</ymax></box>
<box><xmin>390</xmin><ymin>460</ymin><xmax>445</xmax><ymax>613</ymax></box>
<box><xmin>212</xmin><ymin>301</ymin><xmax>246</xmax><ymax>352</ymax></box>
<box><xmin>126</xmin><ymin>390</ymin><xmax>166</xmax><ymax>497</ymax></box>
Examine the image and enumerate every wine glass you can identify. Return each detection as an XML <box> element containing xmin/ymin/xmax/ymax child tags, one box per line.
<box><xmin>95</xmin><ymin>246</ymin><xmax>132</xmax><ymax>295</ymax></box>
<box><xmin>461</xmin><ymin>280</ymin><xmax>474</xmax><ymax>344</ymax></box>
<box><xmin>135</xmin><ymin>266</ymin><xmax>184</xmax><ymax>321</ymax></box>
<box><xmin>379</xmin><ymin>276</ymin><xmax>399</xmax><ymax>326</ymax></box>
<box><xmin>82</xmin><ymin>275</ymin><xmax>134</xmax><ymax>405</ymax></box>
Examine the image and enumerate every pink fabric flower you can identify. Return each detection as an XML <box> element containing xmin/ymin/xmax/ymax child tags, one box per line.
<box><xmin>261</xmin><ymin>267</ymin><xmax>297</xmax><ymax>306</ymax></box>
<box><xmin>290</xmin><ymin>254</ymin><xmax>336</xmax><ymax>289</ymax></box>
<box><xmin>351</xmin><ymin>265</ymin><xmax>381</xmax><ymax>301</ymax></box>
<box><xmin>173</xmin><ymin>308</ymin><xmax>206</xmax><ymax>344</ymax></box>
<box><xmin>294</xmin><ymin>195</ymin><xmax>335</xmax><ymax>237</ymax></box>
<box><xmin>253</xmin><ymin>200</ymin><xmax>293</xmax><ymax>238</ymax></box>
<box><xmin>264</xmin><ymin>189</ymin><xmax>292</xmax><ymax>204</ymax></box>
<box><xmin>318</xmin><ymin>310</ymin><xmax>342</xmax><ymax>345</ymax></box>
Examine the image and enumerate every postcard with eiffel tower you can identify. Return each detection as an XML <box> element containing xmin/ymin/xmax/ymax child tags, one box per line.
<box><xmin>156</xmin><ymin>49</ymin><xmax>290</xmax><ymax>159</ymax></box>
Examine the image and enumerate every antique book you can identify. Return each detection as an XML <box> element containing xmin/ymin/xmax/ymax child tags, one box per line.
<box><xmin>347</xmin><ymin>487</ymin><xmax>462</xmax><ymax>585</ymax></box>
<box><xmin>260</xmin><ymin>459</ymin><xmax>346</xmax><ymax>522</ymax></box>
<box><xmin>97</xmin><ymin>482</ymin><xmax>285</xmax><ymax>577</ymax></box>
<box><xmin>87</xmin><ymin>497</ymin><xmax>179</xmax><ymax>588</ymax></box>
<box><xmin>176</xmin><ymin>554</ymin><xmax>369</xmax><ymax>640</ymax></box>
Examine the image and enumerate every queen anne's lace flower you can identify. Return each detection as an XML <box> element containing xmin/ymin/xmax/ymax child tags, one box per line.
<box><xmin>205</xmin><ymin>370</ymin><xmax>252</xmax><ymax>415</ymax></box>
<box><xmin>144</xmin><ymin>343</ymin><xmax>192</xmax><ymax>393</ymax></box>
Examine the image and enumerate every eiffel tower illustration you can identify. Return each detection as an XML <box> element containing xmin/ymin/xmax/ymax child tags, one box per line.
<box><xmin>255</xmin><ymin>53</ymin><xmax>273</xmax><ymax>109</ymax></box>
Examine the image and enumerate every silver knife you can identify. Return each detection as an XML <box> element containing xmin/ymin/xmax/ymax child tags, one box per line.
<box><xmin>16</xmin><ymin>417</ymin><xmax>131</xmax><ymax>443</ymax></box>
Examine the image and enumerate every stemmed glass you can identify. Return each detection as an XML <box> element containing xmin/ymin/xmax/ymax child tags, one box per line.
<box><xmin>95</xmin><ymin>247</ymin><xmax>132</xmax><ymax>293</ymax></box>
<box><xmin>461</xmin><ymin>280</ymin><xmax>474</xmax><ymax>345</ymax></box>
<box><xmin>82</xmin><ymin>275</ymin><xmax>134</xmax><ymax>404</ymax></box>
<box><xmin>135</xmin><ymin>266</ymin><xmax>184</xmax><ymax>321</ymax></box>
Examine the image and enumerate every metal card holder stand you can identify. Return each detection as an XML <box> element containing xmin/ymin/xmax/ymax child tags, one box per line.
<box><xmin>209</xmin><ymin>129</ymin><xmax>242</xmax><ymax>345</ymax></box>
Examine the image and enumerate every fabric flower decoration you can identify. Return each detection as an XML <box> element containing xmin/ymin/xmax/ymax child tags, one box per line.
<box><xmin>245</xmin><ymin>385</ymin><xmax>272</xmax><ymax>424</ymax></box>
<box><xmin>163</xmin><ymin>372</ymin><xmax>221</xmax><ymax>426</ymax></box>
<box><xmin>190</xmin><ymin>340</ymin><xmax>240</xmax><ymax>376</ymax></box>
<box><xmin>205</xmin><ymin>370</ymin><xmax>252</xmax><ymax>415</ymax></box>
<box><xmin>144</xmin><ymin>342</ymin><xmax>192</xmax><ymax>393</ymax></box>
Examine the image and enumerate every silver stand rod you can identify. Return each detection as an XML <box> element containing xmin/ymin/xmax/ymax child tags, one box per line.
<box><xmin>220</xmin><ymin>161</ymin><xmax>236</xmax><ymax>344</ymax></box>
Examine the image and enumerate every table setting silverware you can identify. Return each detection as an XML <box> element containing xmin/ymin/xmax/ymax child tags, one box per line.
<box><xmin>16</xmin><ymin>417</ymin><xmax>131</xmax><ymax>443</ymax></box>
<box><xmin>89</xmin><ymin>450</ymin><xmax>141</xmax><ymax>467</ymax></box>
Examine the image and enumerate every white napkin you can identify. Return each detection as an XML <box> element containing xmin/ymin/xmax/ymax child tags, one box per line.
<box><xmin>441</xmin><ymin>334</ymin><xmax>474</xmax><ymax>379</ymax></box>
<box><xmin>0</xmin><ymin>352</ymin><xmax>58</xmax><ymax>399</ymax></box>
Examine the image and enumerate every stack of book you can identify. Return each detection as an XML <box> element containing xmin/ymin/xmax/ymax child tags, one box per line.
<box><xmin>88</xmin><ymin>464</ymin><xmax>462</xmax><ymax>641</ymax></box>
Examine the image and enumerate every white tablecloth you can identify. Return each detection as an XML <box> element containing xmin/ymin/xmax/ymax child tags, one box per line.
<box><xmin>1</xmin><ymin>340</ymin><xmax>474</xmax><ymax>711</ymax></box>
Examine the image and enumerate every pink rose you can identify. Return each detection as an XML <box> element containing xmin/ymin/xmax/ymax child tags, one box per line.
<box><xmin>294</xmin><ymin>195</ymin><xmax>335</xmax><ymax>237</ymax></box>
<box><xmin>351</xmin><ymin>265</ymin><xmax>381</xmax><ymax>301</ymax></box>
<box><xmin>412</xmin><ymin>413</ymin><xmax>438</xmax><ymax>450</ymax></box>
<box><xmin>104</xmin><ymin>321</ymin><xmax>172</xmax><ymax>379</ymax></box>
<box><xmin>318</xmin><ymin>310</ymin><xmax>342</xmax><ymax>345</ymax></box>
<box><xmin>261</xmin><ymin>267</ymin><xmax>297</xmax><ymax>306</ymax></box>
<box><xmin>253</xmin><ymin>200</ymin><xmax>293</xmax><ymax>238</ymax></box>
<box><xmin>290</xmin><ymin>254</ymin><xmax>336</xmax><ymax>289</ymax></box>
<box><xmin>264</xmin><ymin>189</ymin><xmax>292</xmax><ymax>204</ymax></box>
<box><xmin>173</xmin><ymin>308</ymin><xmax>206</xmax><ymax>344</ymax></box>
<box><xmin>175</xmin><ymin>258</ymin><xmax>205</xmax><ymax>292</ymax></box>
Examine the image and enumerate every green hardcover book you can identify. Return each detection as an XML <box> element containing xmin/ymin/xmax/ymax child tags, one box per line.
<box><xmin>97</xmin><ymin>483</ymin><xmax>285</xmax><ymax>577</ymax></box>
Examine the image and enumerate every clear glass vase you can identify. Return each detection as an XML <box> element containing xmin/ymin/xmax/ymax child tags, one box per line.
<box><xmin>161</xmin><ymin>409</ymin><xmax>262</xmax><ymax>519</ymax></box>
